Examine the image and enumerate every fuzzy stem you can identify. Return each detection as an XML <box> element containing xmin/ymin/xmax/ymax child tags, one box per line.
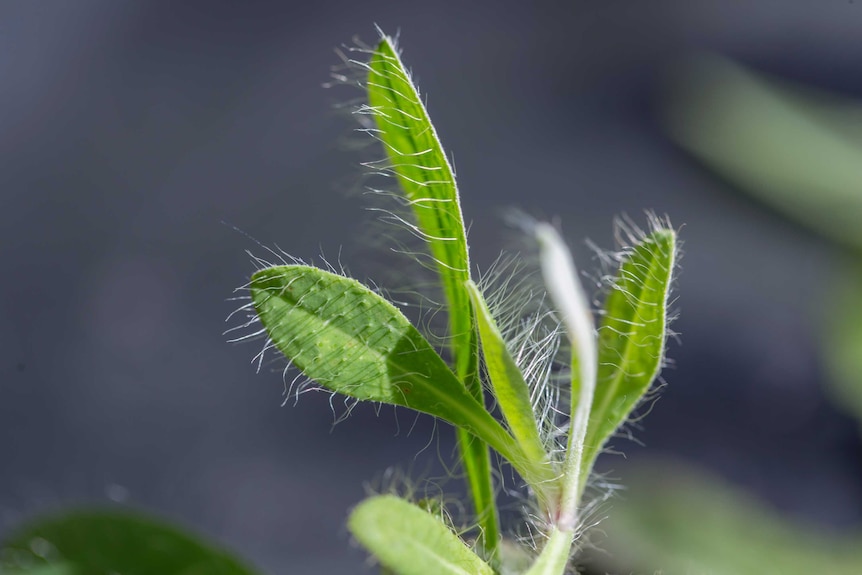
<box><xmin>523</xmin><ymin>527</ymin><xmax>574</xmax><ymax>575</ymax></box>
<box><xmin>456</xmin><ymin>423</ymin><xmax>499</xmax><ymax>556</ymax></box>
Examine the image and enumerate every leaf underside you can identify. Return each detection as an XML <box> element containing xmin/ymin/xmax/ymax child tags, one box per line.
<box><xmin>348</xmin><ymin>495</ymin><xmax>494</xmax><ymax>575</ymax></box>
<box><xmin>249</xmin><ymin>265</ymin><xmax>530</xmax><ymax>477</ymax></box>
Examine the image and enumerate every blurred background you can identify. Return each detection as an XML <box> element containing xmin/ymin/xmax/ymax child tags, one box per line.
<box><xmin>2</xmin><ymin>1</ymin><xmax>862</xmax><ymax>573</ymax></box>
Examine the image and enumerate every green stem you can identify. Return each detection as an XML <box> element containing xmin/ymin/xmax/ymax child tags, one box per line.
<box><xmin>524</xmin><ymin>527</ymin><xmax>574</xmax><ymax>575</ymax></box>
<box><xmin>456</xmin><ymin>427</ymin><xmax>499</xmax><ymax>555</ymax></box>
<box><xmin>455</xmin><ymin>322</ymin><xmax>500</xmax><ymax>559</ymax></box>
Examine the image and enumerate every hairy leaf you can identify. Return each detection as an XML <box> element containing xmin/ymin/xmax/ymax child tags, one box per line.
<box><xmin>466</xmin><ymin>280</ymin><xmax>547</xmax><ymax>467</ymax></box>
<box><xmin>534</xmin><ymin>222</ymin><xmax>597</xmax><ymax>524</ymax></box>
<box><xmin>250</xmin><ymin>265</ymin><xmax>550</xmax><ymax>487</ymax></box>
<box><xmin>581</xmin><ymin>227</ymin><xmax>676</xmax><ymax>485</ymax></box>
<box><xmin>349</xmin><ymin>495</ymin><xmax>494</xmax><ymax>575</ymax></box>
<box><xmin>0</xmin><ymin>509</ymin><xmax>258</xmax><ymax>575</ymax></box>
<box><xmin>366</xmin><ymin>34</ymin><xmax>498</xmax><ymax>550</ymax></box>
<box><xmin>366</xmin><ymin>36</ymin><xmax>472</xmax><ymax>351</ymax></box>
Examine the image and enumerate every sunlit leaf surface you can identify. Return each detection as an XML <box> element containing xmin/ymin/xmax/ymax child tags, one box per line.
<box><xmin>349</xmin><ymin>495</ymin><xmax>494</xmax><ymax>575</ymax></box>
<box><xmin>581</xmin><ymin>227</ymin><xmax>676</xmax><ymax>486</ymax></box>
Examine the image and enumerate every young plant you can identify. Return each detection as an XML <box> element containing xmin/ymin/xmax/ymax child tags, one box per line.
<box><xmin>234</xmin><ymin>30</ymin><xmax>678</xmax><ymax>575</ymax></box>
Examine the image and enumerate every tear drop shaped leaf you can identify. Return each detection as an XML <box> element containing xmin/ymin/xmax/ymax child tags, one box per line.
<box><xmin>1</xmin><ymin>509</ymin><xmax>259</xmax><ymax>575</ymax></box>
<box><xmin>250</xmin><ymin>265</ymin><xmax>548</xmax><ymax>486</ymax></box>
<box><xmin>250</xmin><ymin>264</ymin><xmax>476</xmax><ymax>417</ymax></box>
<box><xmin>366</xmin><ymin>35</ymin><xmax>471</xmax><ymax>347</ymax></box>
<box><xmin>581</xmin><ymin>227</ymin><xmax>676</xmax><ymax>485</ymax></box>
<box><xmin>366</xmin><ymin>36</ymin><xmax>499</xmax><ymax>548</ymax></box>
<box><xmin>466</xmin><ymin>280</ymin><xmax>547</xmax><ymax>467</ymax></box>
<box><xmin>348</xmin><ymin>495</ymin><xmax>494</xmax><ymax>575</ymax></box>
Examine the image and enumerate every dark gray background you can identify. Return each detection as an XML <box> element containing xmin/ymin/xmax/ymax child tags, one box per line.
<box><xmin>2</xmin><ymin>1</ymin><xmax>861</xmax><ymax>573</ymax></box>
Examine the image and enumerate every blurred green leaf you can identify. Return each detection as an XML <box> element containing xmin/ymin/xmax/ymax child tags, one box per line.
<box><xmin>348</xmin><ymin>495</ymin><xmax>494</xmax><ymax>575</ymax></box>
<box><xmin>0</xmin><ymin>565</ymin><xmax>74</xmax><ymax>575</ymax></box>
<box><xmin>824</xmin><ymin>267</ymin><xmax>862</xmax><ymax>425</ymax></box>
<box><xmin>664</xmin><ymin>55</ymin><xmax>862</xmax><ymax>249</ymax></box>
<box><xmin>665</xmin><ymin>57</ymin><xmax>862</xmax><ymax>428</ymax></box>
<box><xmin>0</xmin><ymin>509</ymin><xmax>258</xmax><ymax>575</ymax></box>
<box><xmin>366</xmin><ymin>34</ymin><xmax>497</xmax><ymax>551</ymax></box>
<box><xmin>598</xmin><ymin>463</ymin><xmax>862</xmax><ymax>575</ymax></box>
<box><xmin>581</xmin><ymin>226</ymin><xmax>676</xmax><ymax>488</ymax></box>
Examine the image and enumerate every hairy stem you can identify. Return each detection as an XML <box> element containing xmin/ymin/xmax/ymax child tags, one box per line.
<box><xmin>524</xmin><ymin>527</ymin><xmax>573</xmax><ymax>575</ymax></box>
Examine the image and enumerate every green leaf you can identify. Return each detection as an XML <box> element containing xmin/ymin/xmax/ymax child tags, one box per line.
<box><xmin>348</xmin><ymin>495</ymin><xmax>494</xmax><ymax>575</ymax></box>
<box><xmin>599</xmin><ymin>463</ymin><xmax>862</xmax><ymax>575</ymax></box>
<box><xmin>581</xmin><ymin>227</ymin><xmax>676</xmax><ymax>486</ymax></box>
<box><xmin>0</xmin><ymin>509</ymin><xmax>258</xmax><ymax>575</ymax></box>
<box><xmin>366</xmin><ymin>36</ymin><xmax>472</xmax><ymax>353</ymax></box>
<box><xmin>0</xmin><ymin>565</ymin><xmax>74</xmax><ymax>575</ymax></box>
<box><xmin>466</xmin><ymin>280</ymin><xmax>548</xmax><ymax>467</ymax></box>
<box><xmin>366</xmin><ymin>34</ymin><xmax>499</xmax><ymax>552</ymax></box>
<box><xmin>250</xmin><ymin>265</ymin><xmax>551</xmax><ymax>488</ymax></box>
<box><xmin>663</xmin><ymin>56</ymin><xmax>862</xmax><ymax>250</ymax></box>
<box><xmin>823</xmin><ymin>266</ymin><xmax>862</xmax><ymax>426</ymax></box>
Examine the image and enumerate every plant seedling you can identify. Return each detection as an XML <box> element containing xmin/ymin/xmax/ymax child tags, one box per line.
<box><xmin>232</xmin><ymin>30</ymin><xmax>678</xmax><ymax>575</ymax></box>
<box><xmin>0</xmin><ymin>28</ymin><xmax>678</xmax><ymax>575</ymax></box>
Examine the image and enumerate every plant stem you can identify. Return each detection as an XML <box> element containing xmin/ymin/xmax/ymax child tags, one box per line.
<box><xmin>455</xmin><ymin>319</ymin><xmax>500</xmax><ymax>558</ymax></box>
<box><xmin>456</xmin><ymin>427</ymin><xmax>499</xmax><ymax>554</ymax></box>
<box><xmin>524</xmin><ymin>527</ymin><xmax>574</xmax><ymax>575</ymax></box>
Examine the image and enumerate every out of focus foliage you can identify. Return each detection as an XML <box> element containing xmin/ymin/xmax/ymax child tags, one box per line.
<box><xmin>0</xmin><ymin>509</ymin><xmax>259</xmax><ymax>575</ymax></box>
<box><xmin>664</xmin><ymin>54</ymin><xmax>862</xmax><ymax>425</ymax></box>
<box><xmin>596</xmin><ymin>463</ymin><xmax>862</xmax><ymax>575</ymax></box>
<box><xmin>663</xmin><ymin>55</ymin><xmax>862</xmax><ymax>250</ymax></box>
<box><xmin>825</xmin><ymin>267</ymin><xmax>862</xmax><ymax>423</ymax></box>
<box><xmin>592</xmin><ymin>55</ymin><xmax>862</xmax><ymax>575</ymax></box>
